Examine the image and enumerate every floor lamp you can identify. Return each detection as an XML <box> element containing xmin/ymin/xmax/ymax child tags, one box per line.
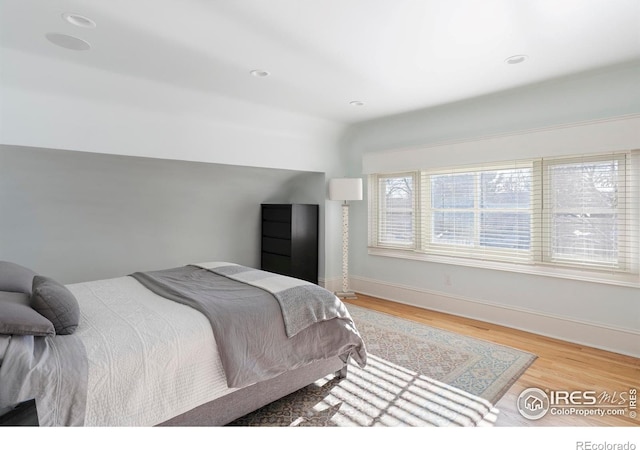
<box><xmin>329</xmin><ymin>178</ymin><xmax>363</xmax><ymax>299</ymax></box>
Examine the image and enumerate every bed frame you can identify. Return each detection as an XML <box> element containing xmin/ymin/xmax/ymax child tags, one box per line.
<box><xmin>160</xmin><ymin>357</ymin><xmax>347</xmax><ymax>426</ymax></box>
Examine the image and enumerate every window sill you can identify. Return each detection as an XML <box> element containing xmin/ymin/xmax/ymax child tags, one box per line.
<box><xmin>368</xmin><ymin>247</ymin><xmax>640</xmax><ymax>288</ymax></box>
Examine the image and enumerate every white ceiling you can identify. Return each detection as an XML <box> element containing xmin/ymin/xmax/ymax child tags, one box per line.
<box><xmin>1</xmin><ymin>0</ymin><xmax>639</xmax><ymax>124</ymax></box>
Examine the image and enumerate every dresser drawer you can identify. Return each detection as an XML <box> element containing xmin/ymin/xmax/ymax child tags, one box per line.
<box><xmin>262</xmin><ymin>221</ymin><xmax>291</xmax><ymax>239</ymax></box>
<box><xmin>262</xmin><ymin>206</ymin><xmax>292</xmax><ymax>223</ymax></box>
<box><xmin>261</xmin><ymin>253</ymin><xmax>291</xmax><ymax>276</ymax></box>
<box><xmin>262</xmin><ymin>237</ymin><xmax>291</xmax><ymax>256</ymax></box>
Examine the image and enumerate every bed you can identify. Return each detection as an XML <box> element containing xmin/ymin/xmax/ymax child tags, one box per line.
<box><xmin>0</xmin><ymin>260</ymin><xmax>367</xmax><ymax>426</ymax></box>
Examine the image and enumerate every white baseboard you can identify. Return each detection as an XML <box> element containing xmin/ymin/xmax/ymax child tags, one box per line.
<box><xmin>349</xmin><ymin>275</ymin><xmax>640</xmax><ymax>358</ymax></box>
<box><xmin>319</xmin><ymin>276</ymin><xmax>341</xmax><ymax>293</ymax></box>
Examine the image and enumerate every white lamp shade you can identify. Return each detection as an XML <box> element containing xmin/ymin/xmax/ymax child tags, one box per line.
<box><xmin>329</xmin><ymin>178</ymin><xmax>363</xmax><ymax>201</ymax></box>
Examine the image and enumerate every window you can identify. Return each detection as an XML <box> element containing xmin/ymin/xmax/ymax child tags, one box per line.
<box><xmin>369</xmin><ymin>173</ymin><xmax>417</xmax><ymax>249</ymax></box>
<box><xmin>542</xmin><ymin>154</ymin><xmax>632</xmax><ymax>270</ymax></box>
<box><xmin>423</xmin><ymin>163</ymin><xmax>533</xmax><ymax>263</ymax></box>
<box><xmin>369</xmin><ymin>151</ymin><xmax>639</xmax><ymax>277</ymax></box>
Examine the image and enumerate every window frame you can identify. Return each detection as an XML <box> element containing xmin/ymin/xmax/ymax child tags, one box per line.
<box><xmin>541</xmin><ymin>153</ymin><xmax>630</xmax><ymax>271</ymax></box>
<box><xmin>420</xmin><ymin>163</ymin><xmax>535</xmax><ymax>264</ymax></box>
<box><xmin>368</xmin><ymin>172</ymin><xmax>419</xmax><ymax>250</ymax></box>
<box><xmin>367</xmin><ymin>151</ymin><xmax>640</xmax><ymax>288</ymax></box>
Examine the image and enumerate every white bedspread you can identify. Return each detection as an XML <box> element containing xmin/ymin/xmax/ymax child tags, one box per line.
<box><xmin>67</xmin><ymin>276</ymin><xmax>237</xmax><ymax>426</ymax></box>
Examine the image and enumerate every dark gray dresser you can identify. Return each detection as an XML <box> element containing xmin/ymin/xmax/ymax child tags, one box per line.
<box><xmin>261</xmin><ymin>204</ymin><xmax>319</xmax><ymax>284</ymax></box>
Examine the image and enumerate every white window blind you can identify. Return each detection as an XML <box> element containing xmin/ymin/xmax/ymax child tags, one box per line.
<box><xmin>369</xmin><ymin>150</ymin><xmax>639</xmax><ymax>275</ymax></box>
<box><xmin>541</xmin><ymin>153</ymin><xmax>638</xmax><ymax>272</ymax></box>
<box><xmin>368</xmin><ymin>173</ymin><xmax>417</xmax><ymax>249</ymax></box>
<box><xmin>420</xmin><ymin>161</ymin><xmax>535</xmax><ymax>264</ymax></box>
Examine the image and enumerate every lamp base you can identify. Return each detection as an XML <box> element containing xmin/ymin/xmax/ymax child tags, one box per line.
<box><xmin>334</xmin><ymin>291</ymin><xmax>358</xmax><ymax>300</ymax></box>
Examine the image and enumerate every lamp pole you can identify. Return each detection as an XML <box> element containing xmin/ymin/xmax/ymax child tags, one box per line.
<box><xmin>337</xmin><ymin>200</ymin><xmax>356</xmax><ymax>299</ymax></box>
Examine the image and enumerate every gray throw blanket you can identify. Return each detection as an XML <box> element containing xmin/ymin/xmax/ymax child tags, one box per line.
<box><xmin>193</xmin><ymin>262</ymin><xmax>346</xmax><ymax>338</ymax></box>
<box><xmin>0</xmin><ymin>334</ymin><xmax>88</xmax><ymax>426</ymax></box>
<box><xmin>130</xmin><ymin>264</ymin><xmax>367</xmax><ymax>388</ymax></box>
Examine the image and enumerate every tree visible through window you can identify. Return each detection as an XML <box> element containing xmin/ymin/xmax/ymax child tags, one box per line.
<box><xmin>545</xmin><ymin>158</ymin><xmax>622</xmax><ymax>267</ymax></box>
<box><xmin>378</xmin><ymin>175</ymin><xmax>414</xmax><ymax>247</ymax></box>
<box><xmin>426</xmin><ymin>167</ymin><xmax>532</xmax><ymax>261</ymax></box>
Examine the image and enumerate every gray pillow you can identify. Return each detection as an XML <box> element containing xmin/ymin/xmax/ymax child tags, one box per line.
<box><xmin>31</xmin><ymin>276</ymin><xmax>80</xmax><ymax>335</ymax></box>
<box><xmin>0</xmin><ymin>261</ymin><xmax>38</xmax><ymax>295</ymax></box>
<box><xmin>0</xmin><ymin>291</ymin><xmax>55</xmax><ymax>337</ymax></box>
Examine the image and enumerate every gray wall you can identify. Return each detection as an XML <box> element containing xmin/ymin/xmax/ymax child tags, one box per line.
<box><xmin>0</xmin><ymin>145</ymin><xmax>325</xmax><ymax>284</ymax></box>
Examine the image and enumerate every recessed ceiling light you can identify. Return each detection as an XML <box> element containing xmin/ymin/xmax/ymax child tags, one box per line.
<box><xmin>349</xmin><ymin>101</ymin><xmax>365</xmax><ymax>107</ymax></box>
<box><xmin>505</xmin><ymin>55</ymin><xmax>528</xmax><ymax>65</ymax></box>
<box><xmin>62</xmin><ymin>13</ymin><xmax>96</xmax><ymax>28</ymax></box>
<box><xmin>250</xmin><ymin>69</ymin><xmax>270</xmax><ymax>78</ymax></box>
<box><xmin>45</xmin><ymin>33</ymin><xmax>91</xmax><ymax>51</ymax></box>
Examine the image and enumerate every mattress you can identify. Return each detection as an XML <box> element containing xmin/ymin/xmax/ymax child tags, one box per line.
<box><xmin>67</xmin><ymin>275</ymin><xmax>237</xmax><ymax>426</ymax></box>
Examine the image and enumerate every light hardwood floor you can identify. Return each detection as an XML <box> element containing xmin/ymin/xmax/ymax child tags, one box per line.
<box><xmin>344</xmin><ymin>294</ymin><xmax>639</xmax><ymax>427</ymax></box>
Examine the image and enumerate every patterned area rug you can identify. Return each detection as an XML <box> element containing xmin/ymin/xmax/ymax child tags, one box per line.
<box><xmin>229</xmin><ymin>303</ymin><xmax>536</xmax><ymax>427</ymax></box>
